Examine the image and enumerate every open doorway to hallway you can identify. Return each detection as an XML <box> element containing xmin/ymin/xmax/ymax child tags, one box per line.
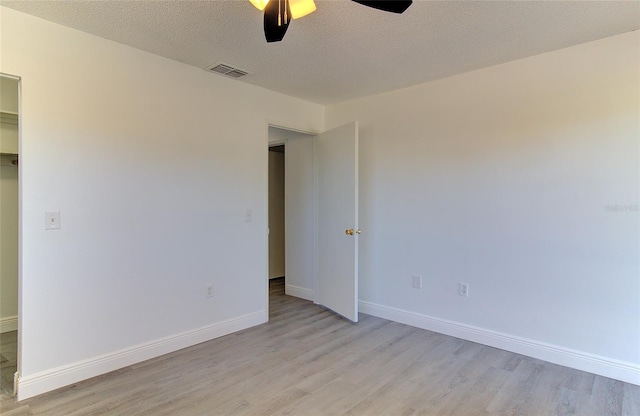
<box><xmin>267</xmin><ymin>126</ymin><xmax>316</xmax><ymax>314</ymax></box>
<box><xmin>268</xmin><ymin>145</ymin><xmax>285</xmax><ymax>282</ymax></box>
<box><xmin>268</xmin><ymin>145</ymin><xmax>287</xmax><ymax>317</ymax></box>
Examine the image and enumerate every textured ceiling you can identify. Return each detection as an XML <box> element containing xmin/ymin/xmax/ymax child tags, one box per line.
<box><xmin>2</xmin><ymin>0</ymin><xmax>639</xmax><ymax>104</ymax></box>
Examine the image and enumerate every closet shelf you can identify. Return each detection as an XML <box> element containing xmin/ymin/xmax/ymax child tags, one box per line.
<box><xmin>0</xmin><ymin>111</ymin><xmax>18</xmax><ymax>125</ymax></box>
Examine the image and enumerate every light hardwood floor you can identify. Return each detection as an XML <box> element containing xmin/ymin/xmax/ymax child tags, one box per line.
<box><xmin>1</xmin><ymin>278</ymin><xmax>638</xmax><ymax>415</ymax></box>
<box><xmin>0</xmin><ymin>330</ymin><xmax>17</xmax><ymax>397</ymax></box>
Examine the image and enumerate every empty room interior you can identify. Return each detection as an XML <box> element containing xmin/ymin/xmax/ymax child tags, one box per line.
<box><xmin>0</xmin><ymin>1</ymin><xmax>639</xmax><ymax>414</ymax></box>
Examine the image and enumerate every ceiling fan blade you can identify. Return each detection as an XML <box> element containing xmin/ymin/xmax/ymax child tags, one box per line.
<box><xmin>264</xmin><ymin>0</ymin><xmax>292</xmax><ymax>43</ymax></box>
<box><xmin>351</xmin><ymin>0</ymin><xmax>413</xmax><ymax>14</ymax></box>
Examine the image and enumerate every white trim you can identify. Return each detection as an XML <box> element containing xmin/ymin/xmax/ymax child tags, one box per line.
<box><xmin>312</xmin><ymin>135</ymin><xmax>319</xmax><ymax>305</ymax></box>
<box><xmin>285</xmin><ymin>284</ymin><xmax>314</xmax><ymax>301</ymax></box>
<box><xmin>359</xmin><ymin>300</ymin><xmax>640</xmax><ymax>386</ymax></box>
<box><xmin>14</xmin><ymin>371</ymin><xmax>19</xmax><ymax>396</ymax></box>
<box><xmin>0</xmin><ymin>315</ymin><xmax>17</xmax><ymax>333</ymax></box>
<box><xmin>267</xmin><ymin>121</ymin><xmax>319</xmax><ymax>137</ymax></box>
<box><xmin>265</xmin><ymin>121</ymin><xmax>272</xmax><ymax>321</ymax></box>
<box><xmin>17</xmin><ymin>310</ymin><xmax>267</xmax><ymax>400</ymax></box>
<box><xmin>0</xmin><ymin>72</ymin><xmax>21</xmax><ymax>81</ymax></box>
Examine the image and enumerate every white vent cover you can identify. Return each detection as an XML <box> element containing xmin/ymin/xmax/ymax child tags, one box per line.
<box><xmin>205</xmin><ymin>63</ymin><xmax>249</xmax><ymax>79</ymax></box>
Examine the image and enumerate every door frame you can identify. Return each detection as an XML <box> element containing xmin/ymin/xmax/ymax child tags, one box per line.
<box><xmin>265</xmin><ymin>122</ymin><xmax>319</xmax><ymax>317</ymax></box>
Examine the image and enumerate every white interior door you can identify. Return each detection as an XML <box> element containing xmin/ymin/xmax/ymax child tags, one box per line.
<box><xmin>316</xmin><ymin>121</ymin><xmax>359</xmax><ymax>322</ymax></box>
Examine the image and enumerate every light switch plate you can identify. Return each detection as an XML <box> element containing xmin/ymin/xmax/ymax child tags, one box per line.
<box><xmin>412</xmin><ymin>275</ymin><xmax>422</xmax><ymax>289</ymax></box>
<box><xmin>45</xmin><ymin>211</ymin><xmax>61</xmax><ymax>230</ymax></box>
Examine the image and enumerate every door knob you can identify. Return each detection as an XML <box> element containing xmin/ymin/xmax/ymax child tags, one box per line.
<box><xmin>345</xmin><ymin>229</ymin><xmax>362</xmax><ymax>236</ymax></box>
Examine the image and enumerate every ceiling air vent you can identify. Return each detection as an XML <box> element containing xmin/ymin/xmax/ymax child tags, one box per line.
<box><xmin>205</xmin><ymin>63</ymin><xmax>249</xmax><ymax>79</ymax></box>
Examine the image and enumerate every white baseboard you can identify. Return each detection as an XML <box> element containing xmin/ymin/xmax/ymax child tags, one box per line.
<box><xmin>285</xmin><ymin>284</ymin><xmax>314</xmax><ymax>301</ymax></box>
<box><xmin>0</xmin><ymin>315</ymin><xmax>17</xmax><ymax>333</ymax></box>
<box><xmin>17</xmin><ymin>310</ymin><xmax>267</xmax><ymax>400</ymax></box>
<box><xmin>359</xmin><ymin>301</ymin><xmax>640</xmax><ymax>386</ymax></box>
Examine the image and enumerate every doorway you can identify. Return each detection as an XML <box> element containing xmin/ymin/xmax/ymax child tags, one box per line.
<box><xmin>268</xmin><ymin>145</ymin><xmax>285</xmax><ymax>281</ymax></box>
<box><xmin>268</xmin><ymin>144</ymin><xmax>286</xmax><ymax>304</ymax></box>
<box><xmin>0</xmin><ymin>74</ymin><xmax>20</xmax><ymax>397</ymax></box>
<box><xmin>267</xmin><ymin>126</ymin><xmax>316</xmax><ymax>310</ymax></box>
<box><xmin>266</xmin><ymin>123</ymin><xmax>359</xmax><ymax>321</ymax></box>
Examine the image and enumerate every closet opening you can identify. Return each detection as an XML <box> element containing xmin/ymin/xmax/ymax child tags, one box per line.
<box><xmin>0</xmin><ymin>74</ymin><xmax>20</xmax><ymax>398</ymax></box>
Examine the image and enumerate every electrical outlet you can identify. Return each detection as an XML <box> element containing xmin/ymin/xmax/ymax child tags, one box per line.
<box><xmin>458</xmin><ymin>282</ymin><xmax>469</xmax><ymax>297</ymax></box>
<box><xmin>412</xmin><ymin>275</ymin><xmax>422</xmax><ymax>289</ymax></box>
<box><xmin>206</xmin><ymin>284</ymin><xmax>214</xmax><ymax>298</ymax></box>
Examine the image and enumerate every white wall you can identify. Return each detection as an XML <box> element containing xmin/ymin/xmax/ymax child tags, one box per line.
<box><xmin>268</xmin><ymin>150</ymin><xmax>285</xmax><ymax>278</ymax></box>
<box><xmin>0</xmin><ymin>7</ymin><xmax>323</xmax><ymax>399</ymax></box>
<box><xmin>326</xmin><ymin>31</ymin><xmax>640</xmax><ymax>384</ymax></box>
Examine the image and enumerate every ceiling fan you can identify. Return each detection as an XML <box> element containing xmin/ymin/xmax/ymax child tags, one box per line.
<box><xmin>249</xmin><ymin>0</ymin><xmax>413</xmax><ymax>42</ymax></box>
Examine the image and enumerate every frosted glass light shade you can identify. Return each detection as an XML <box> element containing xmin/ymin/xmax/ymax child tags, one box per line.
<box><xmin>249</xmin><ymin>0</ymin><xmax>270</xmax><ymax>11</ymax></box>
<box><xmin>249</xmin><ymin>0</ymin><xmax>315</xmax><ymax>19</ymax></box>
<box><xmin>290</xmin><ymin>0</ymin><xmax>316</xmax><ymax>19</ymax></box>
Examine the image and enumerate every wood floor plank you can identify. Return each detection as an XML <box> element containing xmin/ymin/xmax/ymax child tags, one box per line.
<box><xmin>588</xmin><ymin>376</ymin><xmax>625</xmax><ymax>416</ymax></box>
<box><xmin>623</xmin><ymin>382</ymin><xmax>640</xmax><ymax>416</ymax></box>
<box><xmin>0</xmin><ymin>330</ymin><xmax>18</xmax><ymax>397</ymax></box>
<box><xmin>1</xmin><ymin>277</ymin><xmax>639</xmax><ymax>415</ymax></box>
<box><xmin>485</xmin><ymin>358</ymin><xmax>547</xmax><ymax>415</ymax></box>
